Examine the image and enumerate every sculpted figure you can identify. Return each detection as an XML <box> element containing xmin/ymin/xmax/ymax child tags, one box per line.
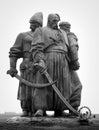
<box><xmin>30</xmin><ymin>14</ymin><xmax>72</xmax><ymax>117</ymax></box>
<box><xmin>7</xmin><ymin>12</ymin><xmax>82</xmax><ymax>117</ymax></box>
<box><xmin>7</xmin><ymin>12</ymin><xmax>43</xmax><ymax>117</ymax></box>
<box><xmin>59</xmin><ymin>22</ymin><xmax>82</xmax><ymax>113</ymax></box>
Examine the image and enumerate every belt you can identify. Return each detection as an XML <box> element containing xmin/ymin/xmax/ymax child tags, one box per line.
<box><xmin>46</xmin><ymin>49</ymin><xmax>67</xmax><ymax>54</ymax></box>
<box><xmin>46</xmin><ymin>49</ymin><xmax>70</xmax><ymax>63</ymax></box>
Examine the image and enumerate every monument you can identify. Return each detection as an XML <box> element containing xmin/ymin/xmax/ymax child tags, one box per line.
<box><xmin>7</xmin><ymin>12</ymin><xmax>95</xmax><ymax>128</ymax></box>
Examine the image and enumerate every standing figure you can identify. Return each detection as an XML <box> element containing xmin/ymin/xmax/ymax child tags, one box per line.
<box><xmin>59</xmin><ymin>22</ymin><xmax>82</xmax><ymax>113</ymax></box>
<box><xmin>30</xmin><ymin>14</ymin><xmax>72</xmax><ymax>117</ymax></box>
<box><xmin>7</xmin><ymin>12</ymin><xmax>43</xmax><ymax>116</ymax></box>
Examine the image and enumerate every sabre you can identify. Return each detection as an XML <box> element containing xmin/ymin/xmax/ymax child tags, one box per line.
<box><xmin>42</xmin><ymin>69</ymin><xmax>79</xmax><ymax>116</ymax></box>
<box><xmin>41</xmin><ymin>68</ymin><xmax>93</xmax><ymax>123</ymax></box>
<box><xmin>7</xmin><ymin>71</ymin><xmax>56</xmax><ymax>88</ymax></box>
<box><xmin>34</xmin><ymin>61</ymin><xmax>79</xmax><ymax>116</ymax></box>
<box><xmin>36</xmin><ymin>61</ymin><xmax>92</xmax><ymax>122</ymax></box>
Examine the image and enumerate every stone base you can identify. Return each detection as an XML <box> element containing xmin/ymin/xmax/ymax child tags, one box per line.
<box><xmin>6</xmin><ymin>116</ymin><xmax>99</xmax><ymax>130</ymax></box>
<box><xmin>7</xmin><ymin>116</ymin><xmax>79</xmax><ymax>123</ymax></box>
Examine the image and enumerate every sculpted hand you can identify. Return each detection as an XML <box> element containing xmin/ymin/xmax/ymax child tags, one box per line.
<box><xmin>70</xmin><ymin>60</ymin><xmax>80</xmax><ymax>71</ymax></box>
<box><xmin>7</xmin><ymin>68</ymin><xmax>18</xmax><ymax>77</ymax></box>
<box><xmin>34</xmin><ymin>59</ymin><xmax>46</xmax><ymax>73</ymax></box>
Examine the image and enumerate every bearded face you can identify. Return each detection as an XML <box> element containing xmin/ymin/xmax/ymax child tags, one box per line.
<box><xmin>47</xmin><ymin>14</ymin><xmax>60</xmax><ymax>29</ymax></box>
<box><xmin>30</xmin><ymin>22</ymin><xmax>40</xmax><ymax>32</ymax></box>
<box><xmin>49</xmin><ymin>19</ymin><xmax>58</xmax><ymax>29</ymax></box>
<box><xmin>60</xmin><ymin>26</ymin><xmax>70</xmax><ymax>32</ymax></box>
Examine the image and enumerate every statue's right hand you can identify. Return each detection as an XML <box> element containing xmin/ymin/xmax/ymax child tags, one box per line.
<box><xmin>7</xmin><ymin>68</ymin><xmax>18</xmax><ymax>77</ymax></box>
<box><xmin>33</xmin><ymin>59</ymin><xmax>46</xmax><ymax>74</ymax></box>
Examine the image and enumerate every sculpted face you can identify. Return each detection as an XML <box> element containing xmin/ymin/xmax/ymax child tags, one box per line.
<box><xmin>30</xmin><ymin>22</ymin><xmax>40</xmax><ymax>31</ymax></box>
<box><xmin>60</xmin><ymin>26</ymin><xmax>70</xmax><ymax>32</ymax></box>
<box><xmin>50</xmin><ymin>19</ymin><xmax>58</xmax><ymax>29</ymax></box>
<box><xmin>47</xmin><ymin>14</ymin><xmax>60</xmax><ymax>29</ymax></box>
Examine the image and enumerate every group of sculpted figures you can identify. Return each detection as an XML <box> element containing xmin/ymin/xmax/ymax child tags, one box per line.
<box><xmin>7</xmin><ymin>12</ymin><xmax>82</xmax><ymax>117</ymax></box>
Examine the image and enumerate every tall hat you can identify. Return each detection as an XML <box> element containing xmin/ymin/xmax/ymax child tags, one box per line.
<box><xmin>59</xmin><ymin>21</ymin><xmax>71</xmax><ymax>28</ymax></box>
<box><xmin>29</xmin><ymin>12</ymin><xmax>43</xmax><ymax>26</ymax></box>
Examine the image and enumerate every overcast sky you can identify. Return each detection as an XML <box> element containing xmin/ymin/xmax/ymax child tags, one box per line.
<box><xmin>0</xmin><ymin>0</ymin><xmax>99</xmax><ymax>114</ymax></box>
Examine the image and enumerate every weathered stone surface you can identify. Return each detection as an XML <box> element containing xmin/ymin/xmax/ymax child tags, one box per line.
<box><xmin>7</xmin><ymin>116</ymin><xmax>79</xmax><ymax>124</ymax></box>
<box><xmin>6</xmin><ymin>116</ymin><xmax>99</xmax><ymax>130</ymax></box>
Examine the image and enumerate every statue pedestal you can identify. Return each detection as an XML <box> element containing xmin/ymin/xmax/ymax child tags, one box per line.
<box><xmin>6</xmin><ymin>116</ymin><xmax>99</xmax><ymax>130</ymax></box>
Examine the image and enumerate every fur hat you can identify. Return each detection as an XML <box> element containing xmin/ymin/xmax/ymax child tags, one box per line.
<box><xmin>59</xmin><ymin>21</ymin><xmax>71</xmax><ymax>28</ymax></box>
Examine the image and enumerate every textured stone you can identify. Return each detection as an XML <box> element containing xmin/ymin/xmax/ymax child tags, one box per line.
<box><xmin>4</xmin><ymin>116</ymin><xmax>99</xmax><ymax>130</ymax></box>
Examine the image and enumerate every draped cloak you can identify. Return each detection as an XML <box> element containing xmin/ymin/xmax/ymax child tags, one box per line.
<box><xmin>31</xmin><ymin>26</ymin><xmax>71</xmax><ymax>111</ymax></box>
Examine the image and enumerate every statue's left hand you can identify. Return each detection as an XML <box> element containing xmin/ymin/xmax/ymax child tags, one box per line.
<box><xmin>70</xmin><ymin>60</ymin><xmax>80</xmax><ymax>71</ymax></box>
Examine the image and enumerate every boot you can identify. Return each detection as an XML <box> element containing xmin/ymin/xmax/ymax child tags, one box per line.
<box><xmin>54</xmin><ymin>110</ymin><xmax>62</xmax><ymax>117</ymax></box>
<box><xmin>21</xmin><ymin>110</ymin><xmax>29</xmax><ymax>117</ymax></box>
<box><xmin>34</xmin><ymin>109</ymin><xmax>44</xmax><ymax>117</ymax></box>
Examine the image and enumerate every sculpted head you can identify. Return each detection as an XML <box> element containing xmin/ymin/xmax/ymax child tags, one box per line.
<box><xmin>47</xmin><ymin>13</ymin><xmax>60</xmax><ymax>29</ymax></box>
<box><xmin>59</xmin><ymin>21</ymin><xmax>71</xmax><ymax>32</ymax></box>
<box><xmin>29</xmin><ymin>12</ymin><xmax>43</xmax><ymax>31</ymax></box>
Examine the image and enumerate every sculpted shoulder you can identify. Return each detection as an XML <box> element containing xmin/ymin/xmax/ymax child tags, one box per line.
<box><xmin>15</xmin><ymin>31</ymin><xmax>29</xmax><ymax>41</ymax></box>
<box><xmin>67</xmin><ymin>32</ymin><xmax>78</xmax><ymax>41</ymax></box>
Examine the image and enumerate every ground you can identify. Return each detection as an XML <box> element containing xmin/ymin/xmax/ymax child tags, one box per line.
<box><xmin>0</xmin><ymin>114</ymin><xmax>99</xmax><ymax>130</ymax></box>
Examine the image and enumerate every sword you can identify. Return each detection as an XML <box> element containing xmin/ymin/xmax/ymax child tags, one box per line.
<box><xmin>35</xmin><ymin>60</ymin><xmax>79</xmax><ymax>116</ymax></box>
<box><xmin>42</xmin><ymin>69</ymin><xmax>79</xmax><ymax>116</ymax></box>
<box><xmin>7</xmin><ymin>71</ymin><xmax>56</xmax><ymax>89</ymax></box>
<box><xmin>42</xmin><ymin>69</ymin><xmax>93</xmax><ymax>121</ymax></box>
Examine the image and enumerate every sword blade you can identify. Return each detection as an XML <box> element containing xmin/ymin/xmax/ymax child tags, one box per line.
<box><xmin>43</xmin><ymin>70</ymin><xmax>79</xmax><ymax>116</ymax></box>
<box><xmin>7</xmin><ymin>73</ymin><xmax>56</xmax><ymax>88</ymax></box>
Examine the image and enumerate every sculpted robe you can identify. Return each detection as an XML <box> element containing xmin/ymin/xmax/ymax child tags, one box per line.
<box><xmin>31</xmin><ymin>26</ymin><xmax>71</xmax><ymax>111</ymax></box>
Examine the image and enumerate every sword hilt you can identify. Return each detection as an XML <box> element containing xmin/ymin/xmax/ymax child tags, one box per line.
<box><xmin>34</xmin><ymin>60</ymin><xmax>47</xmax><ymax>74</ymax></box>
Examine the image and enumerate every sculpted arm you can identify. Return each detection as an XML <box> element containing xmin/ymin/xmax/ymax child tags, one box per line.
<box><xmin>7</xmin><ymin>33</ymin><xmax>23</xmax><ymax>77</ymax></box>
<box><xmin>68</xmin><ymin>33</ymin><xmax>80</xmax><ymax>70</ymax></box>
